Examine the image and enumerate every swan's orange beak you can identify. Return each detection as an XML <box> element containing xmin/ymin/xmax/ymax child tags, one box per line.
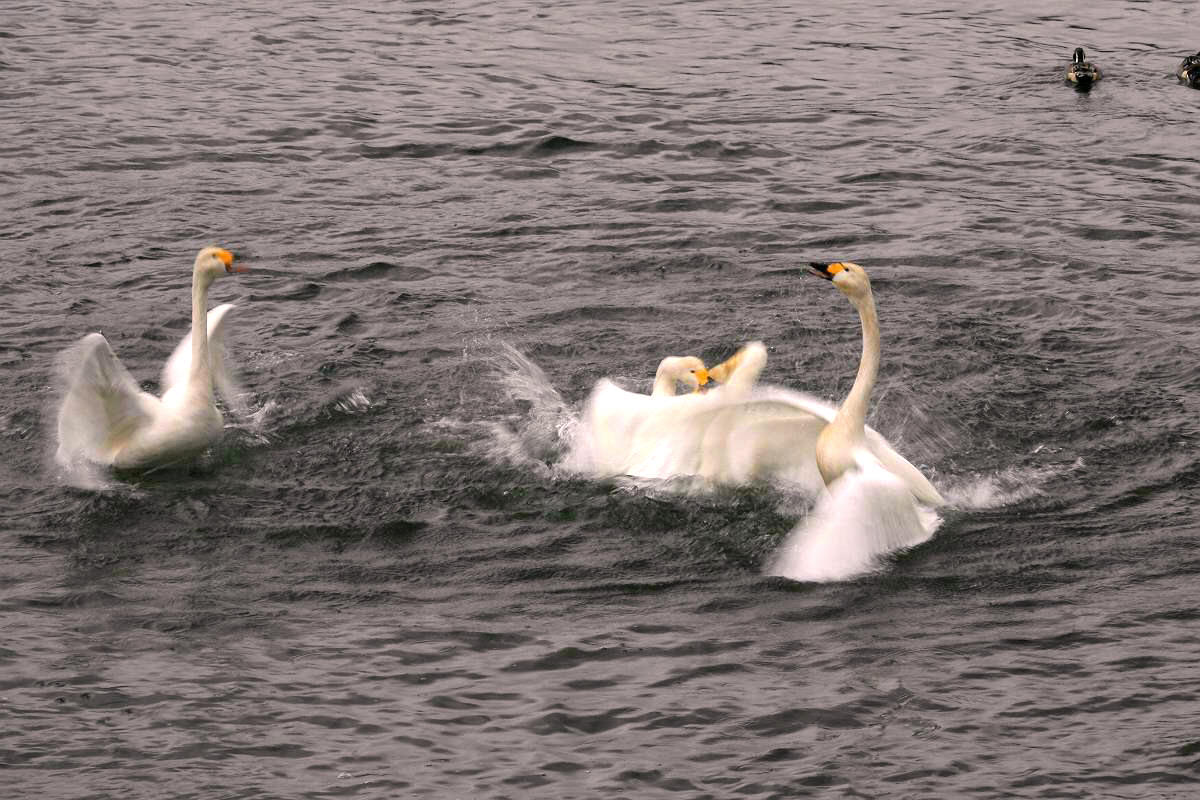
<box><xmin>707</xmin><ymin>352</ymin><xmax>742</xmax><ymax>383</ymax></box>
<box><xmin>216</xmin><ymin>248</ymin><xmax>248</xmax><ymax>273</ymax></box>
<box><xmin>809</xmin><ymin>262</ymin><xmax>846</xmax><ymax>280</ymax></box>
<box><xmin>690</xmin><ymin>368</ymin><xmax>710</xmax><ymax>393</ymax></box>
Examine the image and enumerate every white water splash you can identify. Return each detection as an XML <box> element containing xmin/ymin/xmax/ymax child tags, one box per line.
<box><xmin>334</xmin><ymin>387</ymin><xmax>372</xmax><ymax>415</ymax></box>
<box><xmin>941</xmin><ymin>458</ymin><xmax>1084</xmax><ymax>510</ymax></box>
<box><xmin>488</xmin><ymin>344</ymin><xmax>580</xmax><ymax>472</ymax></box>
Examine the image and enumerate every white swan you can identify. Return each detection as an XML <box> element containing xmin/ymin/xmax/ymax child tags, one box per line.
<box><xmin>55</xmin><ymin>246</ymin><xmax>248</xmax><ymax>472</ymax></box>
<box><xmin>766</xmin><ymin>261</ymin><xmax>943</xmax><ymax>582</ymax></box>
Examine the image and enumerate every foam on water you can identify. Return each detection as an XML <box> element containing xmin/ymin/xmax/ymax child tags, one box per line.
<box><xmin>942</xmin><ymin>458</ymin><xmax>1085</xmax><ymax>509</ymax></box>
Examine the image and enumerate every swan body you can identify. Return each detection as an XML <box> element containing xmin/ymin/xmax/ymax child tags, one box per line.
<box><xmin>1178</xmin><ymin>52</ymin><xmax>1200</xmax><ymax>88</ymax></box>
<box><xmin>766</xmin><ymin>261</ymin><xmax>943</xmax><ymax>582</ymax></box>
<box><xmin>55</xmin><ymin>246</ymin><xmax>247</xmax><ymax>472</ymax></box>
<box><xmin>1066</xmin><ymin>47</ymin><xmax>1101</xmax><ymax>88</ymax></box>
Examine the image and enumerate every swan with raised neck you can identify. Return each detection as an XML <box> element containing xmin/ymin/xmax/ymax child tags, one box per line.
<box><xmin>55</xmin><ymin>245</ymin><xmax>247</xmax><ymax>472</ymax></box>
<box><xmin>805</xmin><ymin>260</ymin><xmax>943</xmax><ymax>506</ymax></box>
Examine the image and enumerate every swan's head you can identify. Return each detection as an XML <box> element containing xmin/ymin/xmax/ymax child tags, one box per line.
<box><xmin>656</xmin><ymin>356</ymin><xmax>709</xmax><ymax>393</ymax></box>
<box><xmin>707</xmin><ymin>341</ymin><xmax>766</xmax><ymax>384</ymax></box>
<box><xmin>809</xmin><ymin>261</ymin><xmax>872</xmax><ymax>301</ymax></box>
<box><xmin>193</xmin><ymin>246</ymin><xmax>244</xmax><ymax>284</ymax></box>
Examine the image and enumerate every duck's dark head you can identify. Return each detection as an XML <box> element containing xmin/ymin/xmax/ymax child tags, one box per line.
<box><xmin>1180</xmin><ymin>53</ymin><xmax>1200</xmax><ymax>87</ymax></box>
<box><xmin>1073</xmin><ymin>47</ymin><xmax>1086</xmax><ymax>64</ymax></box>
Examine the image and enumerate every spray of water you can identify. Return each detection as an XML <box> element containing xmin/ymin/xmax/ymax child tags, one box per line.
<box><xmin>486</xmin><ymin>343</ymin><xmax>580</xmax><ymax>475</ymax></box>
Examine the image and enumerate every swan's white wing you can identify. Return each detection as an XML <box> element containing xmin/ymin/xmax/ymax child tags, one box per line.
<box><xmin>570</xmin><ymin>376</ymin><xmax>836</xmax><ymax>484</ymax></box>
<box><xmin>766</xmin><ymin>450</ymin><xmax>940</xmax><ymax>583</ymax></box>
<box><xmin>569</xmin><ymin>379</ymin><xmax>659</xmax><ymax>475</ymax></box>
<box><xmin>624</xmin><ymin>394</ymin><xmax>829</xmax><ymax>486</ymax></box>
<box><xmin>162</xmin><ymin>303</ymin><xmax>248</xmax><ymax>419</ymax></box>
<box><xmin>575</xmin><ymin>376</ymin><xmax>944</xmax><ymax>503</ymax></box>
<box><xmin>56</xmin><ymin>333</ymin><xmax>158</xmax><ymax>466</ymax></box>
<box><xmin>687</xmin><ymin>387</ymin><xmax>833</xmax><ymax>486</ymax></box>
<box><xmin>744</xmin><ymin>384</ymin><xmax>945</xmax><ymax>505</ymax></box>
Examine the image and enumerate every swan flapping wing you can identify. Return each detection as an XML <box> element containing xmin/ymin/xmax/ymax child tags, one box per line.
<box><xmin>573</xmin><ymin>375</ymin><xmax>942</xmax><ymax>504</ymax></box>
<box><xmin>162</xmin><ymin>303</ymin><xmax>248</xmax><ymax>419</ymax></box>
<box><xmin>571</xmin><ymin>378</ymin><xmax>688</xmax><ymax>476</ymax></box>
<box><xmin>766</xmin><ymin>450</ymin><xmax>939</xmax><ymax>582</ymax></box>
<box><xmin>56</xmin><ymin>333</ymin><xmax>157</xmax><ymax>466</ymax></box>
<box><xmin>573</xmin><ymin>379</ymin><xmax>832</xmax><ymax>486</ymax></box>
<box><xmin>745</xmin><ymin>384</ymin><xmax>944</xmax><ymax>506</ymax></box>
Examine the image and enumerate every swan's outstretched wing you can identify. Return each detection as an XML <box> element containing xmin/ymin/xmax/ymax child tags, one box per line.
<box><xmin>744</xmin><ymin>384</ymin><xmax>945</xmax><ymax>506</ymax></box>
<box><xmin>162</xmin><ymin>303</ymin><xmax>248</xmax><ymax>419</ymax></box>
<box><xmin>571</xmin><ymin>381</ymin><xmax>696</xmax><ymax>479</ymax></box>
<box><xmin>624</xmin><ymin>392</ymin><xmax>830</xmax><ymax>486</ymax></box>
<box><xmin>56</xmin><ymin>333</ymin><xmax>158</xmax><ymax>466</ymax></box>
<box><xmin>766</xmin><ymin>451</ymin><xmax>940</xmax><ymax>583</ymax></box>
<box><xmin>572</xmin><ymin>379</ymin><xmax>835</xmax><ymax>484</ymax></box>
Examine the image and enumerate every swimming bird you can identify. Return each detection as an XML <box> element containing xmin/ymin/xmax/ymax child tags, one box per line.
<box><xmin>765</xmin><ymin>261</ymin><xmax>943</xmax><ymax>581</ymax></box>
<box><xmin>55</xmin><ymin>246</ymin><xmax>249</xmax><ymax>472</ymax></box>
<box><xmin>1178</xmin><ymin>52</ymin><xmax>1200</xmax><ymax>88</ymax></box>
<box><xmin>1066</xmin><ymin>47</ymin><xmax>1101</xmax><ymax>88</ymax></box>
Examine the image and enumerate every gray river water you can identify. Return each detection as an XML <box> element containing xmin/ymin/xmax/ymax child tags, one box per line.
<box><xmin>3</xmin><ymin>1</ymin><xmax>1200</xmax><ymax>797</ymax></box>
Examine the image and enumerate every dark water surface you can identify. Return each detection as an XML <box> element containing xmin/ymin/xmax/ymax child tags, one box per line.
<box><xmin>4</xmin><ymin>1</ymin><xmax>1200</xmax><ymax>797</ymax></box>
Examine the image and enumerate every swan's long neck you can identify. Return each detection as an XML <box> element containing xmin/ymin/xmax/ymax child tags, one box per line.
<box><xmin>835</xmin><ymin>289</ymin><xmax>880</xmax><ymax>436</ymax></box>
<box><xmin>189</xmin><ymin>271</ymin><xmax>214</xmax><ymax>397</ymax></box>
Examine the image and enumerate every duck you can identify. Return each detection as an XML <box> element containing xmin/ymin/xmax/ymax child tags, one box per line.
<box><xmin>765</xmin><ymin>262</ymin><xmax>943</xmax><ymax>581</ymax></box>
<box><xmin>1178</xmin><ymin>52</ymin><xmax>1200</xmax><ymax>88</ymax></box>
<box><xmin>55</xmin><ymin>246</ymin><xmax>248</xmax><ymax>472</ymax></box>
<box><xmin>1066</xmin><ymin>47</ymin><xmax>1101</xmax><ymax>88</ymax></box>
